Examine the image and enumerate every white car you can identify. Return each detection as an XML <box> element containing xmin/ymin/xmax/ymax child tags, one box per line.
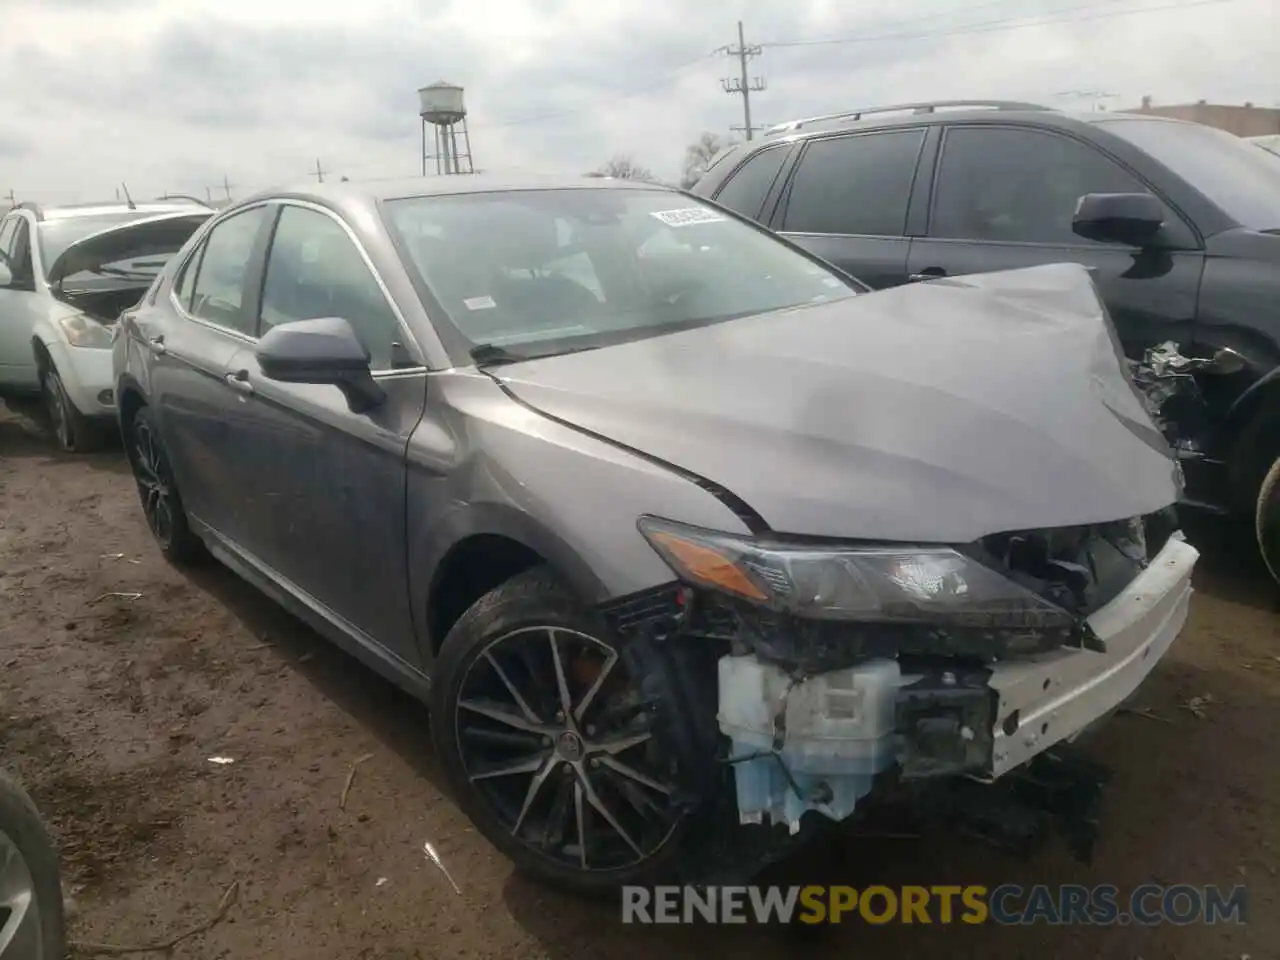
<box><xmin>0</xmin><ymin>200</ymin><xmax>212</xmax><ymax>450</ymax></box>
<box><xmin>1247</xmin><ymin>133</ymin><xmax>1280</xmax><ymax>157</ymax></box>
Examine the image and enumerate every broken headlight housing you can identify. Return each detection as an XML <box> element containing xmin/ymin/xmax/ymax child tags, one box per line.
<box><xmin>638</xmin><ymin>516</ymin><xmax>1075</xmax><ymax>630</ymax></box>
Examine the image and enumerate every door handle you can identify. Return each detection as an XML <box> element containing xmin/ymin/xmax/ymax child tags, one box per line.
<box><xmin>146</xmin><ymin>335</ymin><xmax>166</xmax><ymax>355</ymax></box>
<box><xmin>224</xmin><ymin>370</ymin><xmax>254</xmax><ymax>396</ymax></box>
<box><xmin>909</xmin><ymin>268</ymin><xmax>947</xmax><ymax>283</ymax></box>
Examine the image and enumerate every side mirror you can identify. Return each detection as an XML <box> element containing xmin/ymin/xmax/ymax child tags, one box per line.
<box><xmin>0</xmin><ymin>260</ymin><xmax>12</xmax><ymax>288</ymax></box>
<box><xmin>254</xmin><ymin>316</ymin><xmax>386</xmax><ymax>413</ymax></box>
<box><xmin>1072</xmin><ymin>193</ymin><xmax>1165</xmax><ymax>247</ymax></box>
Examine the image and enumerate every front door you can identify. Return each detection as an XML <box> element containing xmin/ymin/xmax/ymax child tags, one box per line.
<box><xmin>772</xmin><ymin>128</ymin><xmax>928</xmax><ymax>289</ymax></box>
<box><xmin>905</xmin><ymin>124</ymin><xmax>1206</xmax><ymax>358</ymax></box>
<box><xmin>218</xmin><ymin>202</ymin><xmax>428</xmax><ymax>667</ymax></box>
<box><xmin>0</xmin><ymin>217</ymin><xmax>42</xmax><ymax>392</ymax></box>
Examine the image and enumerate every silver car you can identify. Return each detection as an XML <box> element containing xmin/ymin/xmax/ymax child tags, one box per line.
<box><xmin>113</xmin><ymin>175</ymin><xmax>1198</xmax><ymax>892</ymax></box>
<box><xmin>0</xmin><ymin>200</ymin><xmax>212</xmax><ymax>450</ymax></box>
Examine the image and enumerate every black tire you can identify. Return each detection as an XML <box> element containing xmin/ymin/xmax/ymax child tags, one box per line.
<box><xmin>41</xmin><ymin>364</ymin><xmax>104</xmax><ymax>453</ymax></box>
<box><xmin>430</xmin><ymin>566</ymin><xmax>691</xmax><ymax>896</ymax></box>
<box><xmin>1257</xmin><ymin>455</ymin><xmax>1280</xmax><ymax>587</ymax></box>
<box><xmin>124</xmin><ymin>405</ymin><xmax>205</xmax><ymax>565</ymax></box>
<box><xmin>0</xmin><ymin>770</ymin><xmax>66</xmax><ymax>960</ymax></box>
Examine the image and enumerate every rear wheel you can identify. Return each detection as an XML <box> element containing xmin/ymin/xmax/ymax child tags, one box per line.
<box><xmin>430</xmin><ymin>566</ymin><xmax>690</xmax><ymax>895</ymax></box>
<box><xmin>125</xmin><ymin>405</ymin><xmax>205</xmax><ymax>565</ymax></box>
<box><xmin>1257</xmin><ymin>455</ymin><xmax>1280</xmax><ymax>587</ymax></box>
<box><xmin>0</xmin><ymin>771</ymin><xmax>66</xmax><ymax>960</ymax></box>
<box><xmin>41</xmin><ymin>364</ymin><xmax>103</xmax><ymax>453</ymax></box>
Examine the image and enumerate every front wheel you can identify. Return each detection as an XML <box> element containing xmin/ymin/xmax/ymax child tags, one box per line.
<box><xmin>1257</xmin><ymin>455</ymin><xmax>1280</xmax><ymax>587</ymax></box>
<box><xmin>41</xmin><ymin>364</ymin><xmax>103</xmax><ymax>453</ymax></box>
<box><xmin>0</xmin><ymin>771</ymin><xmax>66</xmax><ymax>960</ymax></box>
<box><xmin>430</xmin><ymin>566</ymin><xmax>691</xmax><ymax>895</ymax></box>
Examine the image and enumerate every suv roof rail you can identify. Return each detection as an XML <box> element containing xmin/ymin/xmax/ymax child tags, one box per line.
<box><xmin>14</xmin><ymin>201</ymin><xmax>44</xmax><ymax>221</ymax></box>
<box><xmin>764</xmin><ymin>99</ymin><xmax>1053</xmax><ymax>137</ymax></box>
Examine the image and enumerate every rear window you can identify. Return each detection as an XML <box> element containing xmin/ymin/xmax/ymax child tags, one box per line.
<box><xmin>1098</xmin><ymin>118</ymin><xmax>1280</xmax><ymax>230</ymax></box>
<box><xmin>384</xmin><ymin>188</ymin><xmax>859</xmax><ymax>363</ymax></box>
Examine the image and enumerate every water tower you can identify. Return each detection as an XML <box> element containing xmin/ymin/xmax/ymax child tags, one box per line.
<box><xmin>419</xmin><ymin>81</ymin><xmax>474</xmax><ymax>175</ymax></box>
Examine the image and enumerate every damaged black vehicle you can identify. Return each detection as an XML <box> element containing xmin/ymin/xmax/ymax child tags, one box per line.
<box><xmin>113</xmin><ymin>178</ymin><xmax>1198</xmax><ymax>893</ymax></box>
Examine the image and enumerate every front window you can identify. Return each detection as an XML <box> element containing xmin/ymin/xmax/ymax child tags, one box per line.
<box><xmin>1098</xmin><ymin>118</ymin><xmax>1280</xmax><ymax>230</ymax></box>
<box><xmin>383</xmin><ymin>188</ymin><xmax>859</xmax><ymax>362</ymax></box>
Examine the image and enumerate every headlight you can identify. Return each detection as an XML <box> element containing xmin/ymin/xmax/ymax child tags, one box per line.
<box><xmin>57</xmin><ymin>315</ymin><xmax>113</xmax><ymax>349</ymax></box>
<box><xmin>637</xmin><ymin>516</ymin><xmax>1074</xmax><ymax>630</ymax></box>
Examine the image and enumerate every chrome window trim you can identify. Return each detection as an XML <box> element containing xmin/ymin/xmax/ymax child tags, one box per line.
<box><xmin>168</xmin><ymin>198</ymin><xmax>429</xmax><ymax>375</ymax></box>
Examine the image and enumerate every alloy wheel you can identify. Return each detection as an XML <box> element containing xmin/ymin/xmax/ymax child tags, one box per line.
<box><xmin>131</xmin><ymin>420</ymin><xmax>174</xmax><ymax>547</ymax></box>
<box><xmin>454</xmin><ymin>626</ymin><xmax>682</xmax><ymax>873</ymax></box>
<box><xmin>0</xmin><ymin>826</ymin><xmax>42</xmax><ymax>959</ymax></box>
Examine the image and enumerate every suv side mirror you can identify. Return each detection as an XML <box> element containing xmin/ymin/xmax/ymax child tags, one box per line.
<box><xmin>254</xmin><ymin>316</ymin><xmax>386</xmax><ymax>413</ymax></box>
<box><xmin>1072</xmin><ymin>193</ymin><xmax>1166</xmax><ymax>247</ymax></box>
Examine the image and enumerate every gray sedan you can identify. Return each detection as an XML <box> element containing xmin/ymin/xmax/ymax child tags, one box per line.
<box><xmin>113</xmin><ymin>175</ymin><xmax>1198</xmax><ymax>893</ymax></box>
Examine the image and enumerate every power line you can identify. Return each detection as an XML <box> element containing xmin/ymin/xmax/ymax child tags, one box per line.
<box><xmin>719</xmin><ymin>21</ymin><xmax>767</xmax><ymax>140</ymax></box>
<box><xmin>762</xmin><ymin>0</ymin><xmax>1237</xmax><ymax>49</ymax></box>
<box><xmin>472</xmin><ymin>54</ymin><xmax>716</xmax><ymax>130</ymax></box>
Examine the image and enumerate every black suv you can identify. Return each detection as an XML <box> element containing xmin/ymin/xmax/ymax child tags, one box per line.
<box><xmin>691</xmin><ymin>99</ymin><xmax>1280</xmax><ymax>584</ymax></box>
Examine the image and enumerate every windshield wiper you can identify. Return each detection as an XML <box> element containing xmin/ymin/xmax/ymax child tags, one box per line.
<box><xmin>470</xmin><ymin>343</ymin><xmax>526</xmax><ymax>367</ymax></box>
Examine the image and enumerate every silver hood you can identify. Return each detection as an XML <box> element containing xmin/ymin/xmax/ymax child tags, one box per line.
<box><xmin>494</xmin><ymin>263</ymin><xmax>1182</xmax><ymax>543</ymax></box>
<box><xmin>46</xmin><ymin>210</ymin><xmax>211</xmax><ymax>287</ymax></box>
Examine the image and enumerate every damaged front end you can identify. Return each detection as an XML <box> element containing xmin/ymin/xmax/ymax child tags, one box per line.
<box><xmin>601</xmin><ymin>509</ymin><xmax>1197</xmax><ymax>877</ymax></box>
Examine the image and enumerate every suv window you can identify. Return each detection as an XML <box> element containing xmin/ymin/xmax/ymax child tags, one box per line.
<box><xmin>8</xmin><ymin>219</ymin><xmax>34</xmax><ymax>285</ymax></box>
<box><xmin>782</xmin><ymin>130</ymin><xmax>925</xmax><ymax>236</ymax></box>
<box><xmin>0</xmin><ymin>217</ymin><xmax>16</xmax><ymax>258</ymax></box>
<box><xmin>713</xmin><ymin>147</ymin><xmax>788</xmax><ymax>221</ymax></box>
<box><xmin>188</xmin><ymin>206</ymin><xmax>269</xmax><ymax>334</ymax></box>
<box><xmin>260</xmin><ymin>205</ymin><xmax>404</xmax><ymax>369</ymax></box>
<box><xmin>931</xmin><ymin>126</ymin><xmax>1151</xmax><ymax>245</ymax></box>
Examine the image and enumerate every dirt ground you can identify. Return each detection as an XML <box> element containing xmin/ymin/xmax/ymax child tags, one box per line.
<box><xmin>1</xmin><ymin>403</ymin><xmax>1277</xmax><ymax>960</ymax></box>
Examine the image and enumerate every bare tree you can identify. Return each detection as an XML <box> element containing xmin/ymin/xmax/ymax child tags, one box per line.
<box><xmin>596</xmin><ymin>154</ymin><xmax>655</xmax><ymax>181</ymax></box>
<box><xmin>680</xmin><ymin>132</ymin><xmax>738</xmax><ymax>189</ymax></box>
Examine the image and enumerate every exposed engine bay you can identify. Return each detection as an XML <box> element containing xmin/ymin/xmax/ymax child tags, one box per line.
<box><xmin>1127</xmin><ymin>340</ymin><xmax>1246</xmax><ymax>452</ymax></box>
<box><xmin>600</xmin><ymin>511</ymin><xmax>1197</xmax><ymax>877</ymax></box>
<box><xmin>56</xmin><ymin>286</ymin><xmax>145</xmax><ymax>324</ymax></box>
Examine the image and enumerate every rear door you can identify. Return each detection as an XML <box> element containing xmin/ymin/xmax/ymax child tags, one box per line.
<box><xmin>142</xmin><ymin>203</ymin><xmax>274</xmax><ymax>539</ymax></box>
<box><xmin>906</xmin><ymin>124</ymin><xmax>1205</xmax><ymax>357</ymax></box>
<box><xmin>772</xmin><ymin>128</ymin><xmax>928</xmax><ymax>289</ymax></box>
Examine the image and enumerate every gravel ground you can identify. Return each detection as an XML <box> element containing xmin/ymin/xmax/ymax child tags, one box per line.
<box><xmin>1</xmin><ymin>404</ymin><xmax>1277</xmax><ymax>959</ymax></box>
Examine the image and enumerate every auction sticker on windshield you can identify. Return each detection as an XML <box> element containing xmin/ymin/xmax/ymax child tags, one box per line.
<box><xmin>650</xmin><ymin>207</ymin><xmax>727</xmax><ymax>227</ymax></box>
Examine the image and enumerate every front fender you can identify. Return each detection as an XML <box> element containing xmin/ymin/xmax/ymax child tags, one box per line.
<box><xmin>404</xmin><ymin>371</ymin><xmax>755</xmax><ymax>654</ymax></box>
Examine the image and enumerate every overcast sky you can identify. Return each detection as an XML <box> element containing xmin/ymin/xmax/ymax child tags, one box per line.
<box><xmin>4</xmin><ymin>0</ymin><xmax>1276</xmax><ymax>203</ymax></box>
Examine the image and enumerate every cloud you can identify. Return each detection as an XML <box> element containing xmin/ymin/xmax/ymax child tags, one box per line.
<box><xmin>3</xmin><ymin>0</ymin><xmax>1276</xmax><ymax>202</ymax></box>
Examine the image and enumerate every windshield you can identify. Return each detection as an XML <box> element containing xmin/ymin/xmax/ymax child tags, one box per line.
<box><xmin>383</xmin><ymin>188</ymin><xmax>859</xmax><ymax>362</ymax></box>
<box><xmin>1098</xmin><ymin>118</ymin><xmax>1280</xmax><ymax>230</ymax></box>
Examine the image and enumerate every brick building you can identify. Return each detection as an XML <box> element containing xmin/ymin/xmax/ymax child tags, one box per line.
<box><xmin>1123</xmin><ymin>96</ymin><xmax>1280</xmax><ymax>137</ymax></box>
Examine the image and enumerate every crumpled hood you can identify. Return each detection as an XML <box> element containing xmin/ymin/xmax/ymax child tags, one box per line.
<box><xmin>47</xmin><ymin>210</ymin><xmax>211</xmax><ymax>287</ymax></box>
<box><xmin>493</xmin><ymin>263</ymin><xmax>1182</xmax><ymax>543</ymax></box>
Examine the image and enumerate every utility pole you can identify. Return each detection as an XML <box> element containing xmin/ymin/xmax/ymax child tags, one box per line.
<box><xmin>720</xmin><ymin>21</ymin><xmax>766</xmax><ymax>140</ymax></box>
<box><xmin>312</xmin><ymin>159</ymin><xmax>325</xmax><ymax>183</ymax></box>
<box><xmin>221</xmin><ymin>174</ymin><xmax>233</xmax><ymax>200</ymax></box>
<box><xmin>2</xmin><ymin>188</ymin><xmax>14</xmax><ymax>209</ymax></box>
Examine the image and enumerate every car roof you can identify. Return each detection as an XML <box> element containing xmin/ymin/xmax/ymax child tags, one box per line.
<box><xmin>38</xmin><ymin>201</ymin><xmax>212</xmax><ymax>222</ymax></box>
<box><xmin>756</xmin><ymin>105</ymin><xmax>1171</xmax><ymax>142</ymax></box>
<box><xmin>242</xmin><ymin>173</ymin><xmax>674</xmax><ymax>209</ymax></box>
